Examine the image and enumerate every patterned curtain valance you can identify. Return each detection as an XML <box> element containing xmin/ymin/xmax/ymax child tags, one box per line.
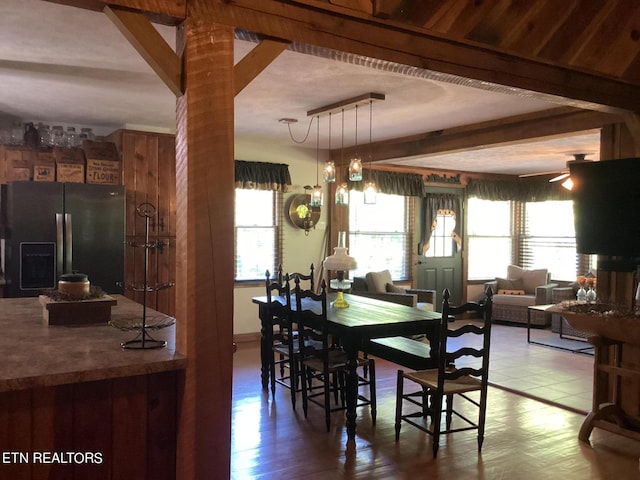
<box><xmin>466</xmin><ymin>178</ymin><xmax>571</xmax><ymax>202</ymax></box>
<box><xmin>235</xmin><ymin>160</ymin><xmax>292</xmax><ymax>191</ymax></box>
<box><xmin>348</xmin><ymin>170</ymin><xmax>425</xmax><ymax>196</ymax></box>
<box><xmin>421</xmin><ymin>194</ymin><xmax>462</xmax><ymax>255</ymax></box>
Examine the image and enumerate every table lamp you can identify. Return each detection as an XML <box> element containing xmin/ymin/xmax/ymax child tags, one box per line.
<box><xmin>323</xmin><ymin>232</ymin><xmax>357</xmax><ymax>308</ymax></box>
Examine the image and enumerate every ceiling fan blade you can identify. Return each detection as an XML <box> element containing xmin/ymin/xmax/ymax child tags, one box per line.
<box><xmin>518</xmin><ymin>170</ymin><xmax>564</xmax><ymax>178</ymax></box>
<box><xmin>549</xmin><ymin>172</ymin><xmax>570</xmax><ymax>182</ymax></box>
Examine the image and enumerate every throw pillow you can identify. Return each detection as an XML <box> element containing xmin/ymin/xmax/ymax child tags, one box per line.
<box><xmin>497</xmin><ymin>289</ymin><xmax>526</xmax><ymax>295</ymax></box>
<box><xmin>521</xmin><ymin>269</ymin><xmax>548</xmax><ymax>294</ymax></box>
<box><xmin>365</xmin><ymin>270</ymin><xmax>393</xmax><ymax>293</ymax></box>
<box><xmin>386</xmin><ymin>283</ymin><xmax>406</xmax><ymax>294</ymax></box>
<box><xmin>496</xmin><ymin>277</ymin><xmax>524</xmax><ymax>291</ymax></box>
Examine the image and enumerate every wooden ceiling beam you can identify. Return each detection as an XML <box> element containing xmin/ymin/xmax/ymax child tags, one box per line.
<box><xmin>201</xmin><ymin>0</ymin><xmax>640</xmax><ymax>112</ymax></box>
<box><xmin>332</xmin><ymin>107</ymin><xmax>618</xmax><ymax>165</ymax></box>
<box><xmin>234</xmin><ymin>38</ymin><xmax>291</xmax><ymax>96</ymax></box>
<box><xmin>43</xmin><ymin>0</ymin><xmax>185</xmax><ymax>25</ymax></box>
<box><xmin>104</xmin><ymin>5</ymin><xmax>183</xmax><ymax>96</ymax></box>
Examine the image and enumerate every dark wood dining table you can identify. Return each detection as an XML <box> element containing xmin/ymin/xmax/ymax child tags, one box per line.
<box><xmin>252</xmin><ymin>292</ymin><xmax>441</xmax><ymax>444</ymax></box>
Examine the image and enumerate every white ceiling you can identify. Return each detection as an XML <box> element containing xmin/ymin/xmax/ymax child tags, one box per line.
<box><xmin>0</xmin><ymin>0</ymin><xmax>601</xmax><ymax>176</ymax></box>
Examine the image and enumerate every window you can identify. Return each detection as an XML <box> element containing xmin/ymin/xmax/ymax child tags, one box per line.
<box><xmin>467</xmin><ymin>198</ymin><xmax>513</xmax><ymax>280</ymax></box>
<box><xmin>349</xmin><ymin>191</ymin><xmax>410</xmax><ymax>280</ymax></box>
<box><xmin>235</xmin><ymin>189</ymin><xmax>280</xmax><ymax>281</ymax></box>
<box><xmin>424</xmin><ymin>211</ymin><xmax>456</xmax><ymax>258</ymax></box>
<box><xmin>521</xmin><ymin>200</ymin><xmax>577</xmax><ymax>281</ymax></box>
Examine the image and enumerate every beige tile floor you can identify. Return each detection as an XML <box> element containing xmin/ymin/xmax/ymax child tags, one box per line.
<box><xmin>487</xmin><ymin>322</ymin><xmax>594</xmax><ymax>414</ymax></box>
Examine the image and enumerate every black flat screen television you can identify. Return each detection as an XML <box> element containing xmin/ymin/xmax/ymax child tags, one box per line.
<box><xmin>570</xmin><ymin>157</ymin><xmax>640</xmax><ymax>258</ymax></box>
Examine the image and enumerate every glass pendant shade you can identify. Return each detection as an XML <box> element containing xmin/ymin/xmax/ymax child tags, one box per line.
<box><xmin>349</xmin><ymin>155</ymin><xmax>363</xmax><ymax>181</ymax></box>
<box><xmin>310</xmin><ymin>184</ymin><xmax>323</xmax><ymax>206</ymax></box>
<box><xmin>335</xmin><ymin>183</ymin><xmax>349</xmax><ymax>205</ymax></box>
<box><xmin>323</xmin><ymin>161</ymin><xmax>336</xmax><ymax>182</ymax></box>
<box><xmin>363</xmin><ymin>181</ymin><xmax>377</xmax><ymax>204</ymax></box>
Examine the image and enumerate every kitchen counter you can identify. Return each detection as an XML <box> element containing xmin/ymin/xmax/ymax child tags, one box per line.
<box><xmin>0</xmin><ymin>294</ymin><xmax>186</xmax><ymax>392</ymax></box>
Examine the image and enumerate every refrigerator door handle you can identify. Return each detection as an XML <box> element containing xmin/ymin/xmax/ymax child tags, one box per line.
<box><xmin>65</xmin><ymin>213</ymin><xmax>73</xmax><ymax>273</ymax></box>
<box><xmin>56</xmin><ymin>213</ymin><xmax>64</xmax><ymax>275</ymax></box>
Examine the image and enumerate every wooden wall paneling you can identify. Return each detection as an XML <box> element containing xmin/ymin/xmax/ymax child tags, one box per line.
<box><xmin>31</xmin><ymin>385</ymin><xmax>74</xmax><ymax>480</ymax></box>
<box><xmin>154</xmin><ymin>236</ymin><xmax>175</xmax><ymax>316</ymax></box>
<box><xmin>157</xmin><ymin>134</ymin><xmax>177</xmax><ymax>236</ymax></box>
<box><xmin>146</xmin><ymin>372</ymin><xmax>178</xmax><ymax>480</ymax></box>
<box><xmin>0</xmin><ymin>389</ymin><xmax>32</xmax><ymax>480</ymax></box>
<box><xmin>107</xmin><ymin>131</ymin><xmax>138</xmax><ymax>238</ymax></box>
<box><xmin>72</xmin><ymin>380</ymin><xmax>112</xmax><ymax>480</ymax></box>
<box><xmin>111</xmin><ymin>375</ymin><xmax>148</xmax><ymax>480</ymax></box>
<box><xmin>131</xmin><ymin>132</ymin><xmax>152</xmax><ymax>237</ymax></box>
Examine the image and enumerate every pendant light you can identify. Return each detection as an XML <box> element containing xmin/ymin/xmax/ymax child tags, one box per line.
<box><xmin>323</xmin><ymin>112</ymin><xmax>336</xmax><ymax>183</ymax></box>
<box><xmin>348</xmin><ymin>105</ymin><xmax>363</xmax><ymax>181</ymax></box>
<box><xmin>310</xmin><ymin>115</ymin><xmax>323</xmax><ymax>207</ymax></box>
<box><xmin>363</xmin><ymin>100</ymin><xmax>377</xmax><ymax>204</ymax></box>
<box><xmin>336</xmin><ymin>108</ymin><xmax>349</xmax><ymax>205</ymax></box>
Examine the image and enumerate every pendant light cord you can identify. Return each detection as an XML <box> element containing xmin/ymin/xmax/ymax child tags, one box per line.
<box><xmin>286</xmin><ymin>116</ymin><xmax>315</xmax><ymax>144</ymax></box>
<box><xmin>315</xmin><ymin>115</ymin><xmax>320</xmax><ymax>184</ymax></box>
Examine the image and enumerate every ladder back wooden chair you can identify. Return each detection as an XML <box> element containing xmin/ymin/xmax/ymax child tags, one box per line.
<box><xmin>395</xmin><ymin>287</ymin><xmax>493</xmax><ymax>457</ymax></box>
<box><xmin>264</xmin><ymin>269</ymin><xmax>298</xmax><ymax>408</ymax></box>
<box><xmin>267</xmin><ymin>264</ymin><xmax>315</xmax><ymax>408</ymax></box>
<box><xmin>294</xmin><ymin>277</ymin><xmax>376</xmax><ymax>432</ymax></box>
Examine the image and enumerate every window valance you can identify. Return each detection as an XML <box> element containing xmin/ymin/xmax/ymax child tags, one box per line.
<box><xmin>348</xmin><ymin>170</ymin><xmax>425</xmax><ymax>197</ymax></box>
<box><xmin>466</xmin><ymin>178</ymin><xmax>571</xmax><ymax>202</ymax></box>
<box><xmin>235</xmin><ymin>160</ymin><xmax>292</xmax><ymax>191</ymax></box>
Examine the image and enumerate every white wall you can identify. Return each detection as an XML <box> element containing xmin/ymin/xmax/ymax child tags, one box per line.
<box><xmin>233</xmin><ymin>137</ymin><xmax>329</xmax><ymax>335</ymax></box>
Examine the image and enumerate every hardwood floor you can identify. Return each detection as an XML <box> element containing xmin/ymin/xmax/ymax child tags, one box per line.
<box><xmin>232</xmin><ymin>324</ymin><xmax>640</xmax><ymax>479</ymax></box>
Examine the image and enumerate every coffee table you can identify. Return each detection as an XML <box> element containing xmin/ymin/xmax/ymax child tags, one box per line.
<box><xmin>527</xmin><ymin>304</ymin><xmax>593</xmax><ymax>354</ymax></box>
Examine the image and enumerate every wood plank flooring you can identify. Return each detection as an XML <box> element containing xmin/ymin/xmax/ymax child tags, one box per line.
<box><xmin>232</xmin><ymin>323</ymin><xmax>640</xmax><ymax>479</ymax></box>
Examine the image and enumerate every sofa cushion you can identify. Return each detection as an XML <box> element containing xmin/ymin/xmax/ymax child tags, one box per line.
<box><xmin>386</xmin><ymin>283</ymin><xmax>406</xmax><ymax>294</ymax></box>
<box><xmin>365</xmin><ymin>270</ymin><xmax>393</xmax><ymax>293</ymax></box>
<box><xmin>492</xmin><ymin>293</ymin><xmax>536</xmax><ymax>307</ymax></box>
<box><xmin>506</xmin><ymin>265</ymin><xmax>548</xmax><ymax>295</ymax></box>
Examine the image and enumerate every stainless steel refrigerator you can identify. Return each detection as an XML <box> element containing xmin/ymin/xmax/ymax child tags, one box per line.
<box><xmin>6</xmin><ymin>181</ymin><xmax>125</xmax><ymax>297</ymax></box>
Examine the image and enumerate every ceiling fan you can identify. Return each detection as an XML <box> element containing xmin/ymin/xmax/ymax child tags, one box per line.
<box><xmin>519</xmin><ymin>153</ymin><xmax>594</xmax><ymax>183</ymax></box>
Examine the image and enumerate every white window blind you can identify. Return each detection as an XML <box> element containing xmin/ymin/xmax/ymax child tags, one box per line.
<box><xmin>235</xmin><ymin>189</ymin><xmax>281</xmax><ymax>281</ymax></box>
<box><xmin>349</xmin><ymin>191</ymin><xmax>410</xmax><ymax>280</ymax></box>
<box><xmin>467</xmin><ymin>198</ymin><xmax>513</xmax><ymax>280</ymax></box>
<box><xmin>520</xmin><ymin>200</ymin><xmax>577</xmax><ymax>281</ymax></box>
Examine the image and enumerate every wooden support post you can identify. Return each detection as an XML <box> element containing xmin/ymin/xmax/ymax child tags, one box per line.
<box><xmin>175</xmin><ymin>17</ymin><xmax>235</xmax><ymax>480</ymax></box>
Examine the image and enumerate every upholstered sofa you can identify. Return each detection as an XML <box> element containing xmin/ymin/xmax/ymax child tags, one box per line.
<box><xmin>484</xmin><ymin>265</ymin><xmax>557</xmax><ymax>326</ymax></box>
<box><xmin>352</xmin><ymin>269</ymin><xmax>435</xmax><ymax>311</ymax></box>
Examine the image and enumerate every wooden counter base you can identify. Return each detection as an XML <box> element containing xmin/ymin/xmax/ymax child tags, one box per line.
<box><xmin>0</xmin><ymin>295</ymin><xmax>185</xmax><ymax>480</ymax></box>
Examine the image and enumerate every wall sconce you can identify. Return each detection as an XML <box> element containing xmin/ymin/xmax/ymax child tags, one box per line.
<box><xmin>287</xmin><ymin>187</ymin><xmax>321</xmax><ymax>236</ymax></box>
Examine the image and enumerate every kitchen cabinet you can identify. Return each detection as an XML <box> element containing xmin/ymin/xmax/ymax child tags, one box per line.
<box><xmin>107</xmin><ymin>130</ymin><xmax>176</xmax><ymax>316</ymax></box>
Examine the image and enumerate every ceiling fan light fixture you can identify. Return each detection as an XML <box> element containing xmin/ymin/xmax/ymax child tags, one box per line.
<box><xmin>561</xmin><ymin>177</ymin><xmax>574</xmax><ymax>190</ymax></box>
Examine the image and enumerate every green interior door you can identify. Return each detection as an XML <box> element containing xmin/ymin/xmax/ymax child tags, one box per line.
<box><xmin>416</xmin><ymin>187</ymin><xmax>464</xmax><ymax>309</ymax></box>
